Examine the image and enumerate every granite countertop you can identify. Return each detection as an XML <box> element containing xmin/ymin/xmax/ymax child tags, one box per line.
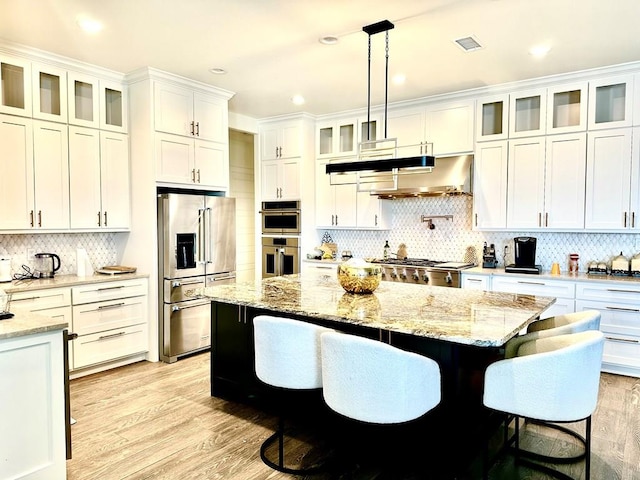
<box><xmin>1</xmin><ymin>272</ymin><xmax>149</xmax><ymax>294</ymax></box>
<box><xmin>463</xmin><ymin>266</ymin><xmax>640</xmax><ymax>284</ymax></box>
<box><xmin>192</xmin><ymin>270</ymin><xmax>556</xmax><ymax>347</ymax></box>
<box><xmin>0</xmin><ymin>310</ymin><xmax>68</xmax><ymax>340</ymax></box>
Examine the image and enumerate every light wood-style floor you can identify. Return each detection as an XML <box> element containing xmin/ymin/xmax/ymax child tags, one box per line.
<box><xmin>66</xmin><ymin>352</ymin><xmax>640</xmax><ymax>480</ymax></box>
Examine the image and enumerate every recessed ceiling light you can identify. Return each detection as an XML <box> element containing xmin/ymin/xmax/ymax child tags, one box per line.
<box><xmin>76</xmin><ymin>15</ymin><xmax>103</xmax><ymax>34</ymax></box>
<box><xmin>453</xmin><ymin>35</ymin><xmax>483</xmax><ymax>52</ymax></box>
<box><xmin>392</xmin><ymin>73</ymin><xmax>406</xmax><ymax>85</ymax></box>
<box><xmin>209</xmin><ymin>67</ymin><xmax>227</xmax><ymax>75</ymax></box>
<box><xmin>319</xmin><ymin>36</ymin><xmax>339</xmax><ymax>45</ymax></box>
<box><xmin>292</xmin><ymin>94</ymin><xmax>305</xmax><ymax>105</ymax></box>
<box><xmin>529</xmin><ymin>45</ymin><xmax>551</xmax><ymax>58</ymax></box>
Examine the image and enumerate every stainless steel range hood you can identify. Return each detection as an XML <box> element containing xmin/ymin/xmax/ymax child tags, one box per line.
<box><xmin>368</xmin><ymin>154</ymin><xmax>474</xmax><ymax>198</ymax></box>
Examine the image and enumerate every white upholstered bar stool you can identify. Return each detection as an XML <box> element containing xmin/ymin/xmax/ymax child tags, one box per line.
<box><xmin>320</xmin><ymin>331</ymin><xmax>441</xmax><ymax>467</ymax></box>
<box><xmin>483</xmin><ymin>330</ymin><xmax>605</xmax><ymax>480</ymax></box>
<box><xmin>253</xmin><ymin>315</ymin><xmax>334</xmax><ymax>475</ymax></box>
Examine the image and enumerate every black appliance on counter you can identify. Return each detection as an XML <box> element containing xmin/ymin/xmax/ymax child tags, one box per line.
<box><xmin>506</xmin><ymin>237</ymin><xmax>541</xmax><ymax>274</ymax></box>
<box><xmin>482</xmin><ymin>243</ymin><xmax>498</xmax><ymax>268</ymax></box>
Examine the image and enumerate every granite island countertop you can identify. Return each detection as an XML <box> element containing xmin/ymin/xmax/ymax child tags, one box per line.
<box><xmin>192</xmin><ymin>270</ymin><xmax>556</xmax><ymax>347</ymax></box>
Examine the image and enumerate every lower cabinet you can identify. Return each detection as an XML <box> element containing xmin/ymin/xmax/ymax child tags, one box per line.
<box><xmin>575</xmin><ymin>281</ymin><xmax>640</xmax><ymax>377</ymax></box>
<box><xmin>490</xmin><ymin>275</ymin><xmax>575</xmax><ymax>319</ymax></box>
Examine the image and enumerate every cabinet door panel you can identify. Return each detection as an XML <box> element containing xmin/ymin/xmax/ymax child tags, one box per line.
<box><xmin>385</xmin><ymin>108</ymin><xmax>425</xmax><ymax>156</ymax></box>
<box><xmin>280</xmin><ymin>159</ymin><xmax>300</xmax><ymax>199</ymax></box>
<box><xmin>156</xmin><ymin>132</ymin><xmax>195</xmax><ymax>184</ymax></box>
<box><xmin>33</xmin><ymin>121</ymin><xmax>69</xmax><ymax>229</ymax></box>
<box><xmin>154</xmin><ymin>83</ymin><xmax>193</xmax><ymax>136</ymax></box>
<box><xmin>0</xmin><ymin>115</ymin><xmax>33</xmax><ymax>230</ymax></box>
<box><xmin>67</xmin><ymin>72</ymin><xmax>99</xmax><ymax>128</ymax></box>
<box><xmin>32</xmin><ymin>63</ymin><xmax>67</xmax><ymax>123</ymax></box>
<box><xmin>473</xmin><ymin>141</ymin><xmax>507</xmax><ymax>229</ymax></box>
<box><xmin>100</xmin><ymin>131</ymin><xmax>130</xmax><ymax>229</ymax></box>
<box><xmin>426</xmin><ymin>101</ymin><xmax>474</xmax><ymax>155</ymax></box>
<box><xmin>194</xmin><ymin>93</ymin><xmax>227</xmax><ymax>142</ymax></box>
<box><xmin>280</xmin><ymin>124</ymin><xmax>301</xmax><ymax>158</ymax></box>
<box><xmin>100</xmin><ymin>79</ymin><xmax>127</xmax><ymax>133</ymax></box>
<box><xmin>544</xmin><ymin>133</ymin><xmax>586</xmax><ymax>229</ymax></box>
<box><xmin>507</xmin><ymin>138</ymin><xmax>545</xmax><ymax>229</ymax></box>
<box><xmin>195</xmin><ymin>140</ymin><xmax>228</xmax><ymax>190</ymax></box>
<box><xmin>261</xmin><ymin>160</ymin><xmax>280</xmax><ymax>200</ymax></box>
<box><xmin>0</xmin><ymin>55</ymin><xmax>32</xmax><ymax>117</ymax></box>
<box><xmin>69</xmin><ymin>126</ymin><xmax>102</xmax><ymax>229</ymax></box>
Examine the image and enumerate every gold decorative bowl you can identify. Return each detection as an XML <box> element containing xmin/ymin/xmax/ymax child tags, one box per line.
<box><xmin>337</xmin><ymin>261</ymin><xmax>382</xmax><ymax>294</ymax></box>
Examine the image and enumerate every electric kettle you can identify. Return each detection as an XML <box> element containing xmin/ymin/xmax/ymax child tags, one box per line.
<box><xmin>34</xmin><ymin>253</ymin><xmax>61</xmax><ymax>278</ymax></box>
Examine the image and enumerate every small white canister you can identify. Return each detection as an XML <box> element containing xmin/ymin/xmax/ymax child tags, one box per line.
<box><xmin>0</xmin><ymin>256</ymin><xmax>11</xmax><ymax>283</ymax></box>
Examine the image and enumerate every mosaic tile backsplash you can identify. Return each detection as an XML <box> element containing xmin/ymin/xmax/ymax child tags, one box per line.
<box><xmin>0</xmin><ymin>233</ymin><xmax>118</xmax><ymax>278</ymax></box>
<box><xmin>316</xmin><ymin>196</ymin><xmax>640</xmax><ymax>273</ymax></box>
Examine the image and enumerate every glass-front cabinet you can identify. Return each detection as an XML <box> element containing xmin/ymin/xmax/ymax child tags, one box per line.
<box><xmin>317</xmin><ymin>118</ymin><xmax>356</xmax><ymax>158</ymax></box>
<box><xmin>0</xmin><ymin>54</ymin><xmax>31</xmax><ymax>117</ymax></box>
<box><xmin>546</xmin><ymin>82</ymin><xmax>587</xmax><ymax>134</ymax></box>
<box><xmin>476</xmin><ymin>94</ymin><xmax>508</xmax><ymax>141</ymax></box>
<box><xmin>32</xmin><ymin>63</ymin><xmax>67</xmax><ymax>123</ymax></box>
<box><xmin>587</xmin><ymin>75</ymin><xmax>634</xmax><ymax>130</ymax></box>
<box><xmin>99</xmin><ymin>79</ymin><xmax>127</xmax><ymax>132</ymax></box>
<box><xmin>68</xmin><ymin>71</ymin><xmax>127</xmax><ymax>132</ymax></box>
<box><xmin>509</xmin><ymin>88</ymin><xmax>546</xmax><ymax>138</ymax></box>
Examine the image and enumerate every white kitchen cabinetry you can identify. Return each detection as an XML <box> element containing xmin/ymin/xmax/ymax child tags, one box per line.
<box><xmin>585</xmin><ymin>128</ymin><xmax>636</xmax><ymax>230</ymax></box>
<box><xmin>461</xmin><ymin>273</ymin><xmax>491</xmax><ymax>291</ymax></box>
<box><xmin>69</xmin><ymin>126</ymin><xmax>131</xmax><ymax>230</ymax></box>
<box><xmin>71</xmin><ymin>278</ymin><xmax>148</xmax><ymax>370</ymax></box>
<box><xmin>476</xmin><ymin>94</ymin><xmax>509</xmax><ymax>142</ymax></box>
<box><xmin>356</xmin><ymin>190</ymin><xmax>390</xmax><ymax>229</ymax></box>
<box><xmin>0</xmin><ymin>116</ymin><xmax>70</xmax><ymax>231</ymax></box>
<box><xmin>0</xmin><ymin>53</ymin><xmax>32</xmax><ymax>117</ymax></box>
<box><xmin>67</xmin><ymin>71</ymin><xmax>128</xmax><ymax>133</ymax></box>
<box><xmin>154</xmin><ymin>83</ymin><xmax>226</xmax><ymax>142</ymax></box>
<box><xmin>260</xmin><ymin>121</ymin><xmax>301</xmax><ymax>160</ymax></box>
<box><xmin>575</xmin><ymin>281</ymin><xmax>640</xmax><ymax>377</ymax></box>
<box><xmin>262</xmin><ymin>158</ymin><xmax>300</xmax><ymax>200</ymax></box>
<box><xmin>509</xmin><ymin>88</ymin><xmax>547</xmax><ymax>138</ymax></box>
<box><xmin>156</xmin><ymin>132</ymin><xmax>228</xmax><ymax>190</ymax></box>
<box><xmin>473</xmin><ymin>140</ymin><xmax>508</xmax><ymax>229</ymax></box>
<box><xmin>385</xmin><ymin>101</ymin><xmax>473</xmax><ymax>156</ymax></box>
<box><xmin>507</xmin><ymin>133</ymin><xmax>586</xmax><ymax>230</ymax></box>
<box><xmin>315</xmin><ymin>160</ymin><xmax>356</xmax><ymax>227</ymax></box>
<box><xmin>32</xmin><ymin>62</ymin><xmax>67</xmax><ymax>123</ymax></box>
<box><xmin>0</xmin><ymin>329</ymin><xmax>67</xmax><ymax>480</ymax></box>
<box><xmin>491</xmin><ymin>275</ymin><xmax>575</xmax><ymax>319</ymax></box>
<box><xmin>546</xmin><ymin>82</ymin><xmax>588</xmax><ymax>134</ymax></box>
<box><xmin>587</xmin><ymin>75</ymin><xmax>634</xmax><ymax>130</ymax></box>
<box><xmin>317</xmin><ymin>118</ymin><xmax>357</xmax><ymax>158</ymax></box>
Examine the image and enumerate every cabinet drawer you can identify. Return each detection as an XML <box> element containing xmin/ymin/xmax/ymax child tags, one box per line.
<box><xmin>72</xmin><ymin>296</ymin><xmax>147</xmax><ymax>335</ymax></box>
<box><xmin>73</xmin><ymin>323</ymin><xmax>149</xmax><ymax>369</ymax></box>
<box><xmin>72</xmin><ymin>278</ymin><xmax>148</xmax><ymax>305</ymax></box>
<box><xmin>576</xmin><ymin>282</ymin><xmax>640</xmax><ymax>303</ymax></box>
<box><xmin>602</xmin><ymin>333</ymin><xmax>640</xmax><ymax>369</ymax></box>
<box><xmin>491</xmin><ymin>276</ymin><xmax>575</xmax><ymax>298</ymax></box>
<box><xmin>462</xmin><ymin>274</ymin><xmax>490</xmax><ymax>291</ymax></box>
<box><xmin>575</xmin><ymin>299</ymin><xmax>640</xmax><ymax>337</ymax></box>
<box><xmin>10</xmin><ymin>287</ymin><xmax>71</xmax><ymax>311</ymax></box>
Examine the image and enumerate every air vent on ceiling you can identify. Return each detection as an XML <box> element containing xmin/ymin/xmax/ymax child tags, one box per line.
<box><xmin>454</xmin><ymin>35</ymin><xmax>483</xmax><ymax>52</ymax></box>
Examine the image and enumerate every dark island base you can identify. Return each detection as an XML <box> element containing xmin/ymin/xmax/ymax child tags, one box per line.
<box><xmin>211</xmin><ymin>302</ymin><xmax>507</xmax><ymax>478</ymax></box>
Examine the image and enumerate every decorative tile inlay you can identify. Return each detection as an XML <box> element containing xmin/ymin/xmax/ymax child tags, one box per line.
<box><xmin>314</xmin><ymin>196</ymin><xmax>640</xmax><ymax>273</ymax></box>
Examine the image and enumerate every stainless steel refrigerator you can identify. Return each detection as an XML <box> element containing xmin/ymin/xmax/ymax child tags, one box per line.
<box><xmin>157</xmin><ymin>191</ymin><xmax>236</xmax><ymax>363</ymax></box>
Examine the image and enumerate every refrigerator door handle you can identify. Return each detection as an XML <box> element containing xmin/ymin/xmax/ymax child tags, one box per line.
<box><xmin>205</xmin><ymin>207</ymin><xmax>212</xmax><ymax>264</ymax></box>
<box><xmin>197</xmin><ymin>208</ymin><xmax>206</xmax><ymax>264</ymax></box>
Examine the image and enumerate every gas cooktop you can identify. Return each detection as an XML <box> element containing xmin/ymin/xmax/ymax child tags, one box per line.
<box><xmin>370</xmin><ymin>258</ymin><xmax>474</xmax><ymax>270</ymax></box>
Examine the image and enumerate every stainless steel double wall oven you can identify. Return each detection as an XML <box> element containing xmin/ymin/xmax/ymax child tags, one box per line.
<box><xmin>260</xmin><ymin>200</ymin><xmax>301</xmax><ymax>278</ymax></box>
<box><xmin>158</xmin><ymin>190</ymin><xmax>236</xmax><ymax>363</ymax></box>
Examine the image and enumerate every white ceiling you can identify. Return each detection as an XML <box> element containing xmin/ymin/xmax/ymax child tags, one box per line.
<box><xmin>1</xmin><ymin>0</ymin><xmax>639</xmax><ymax>120</ymax></box>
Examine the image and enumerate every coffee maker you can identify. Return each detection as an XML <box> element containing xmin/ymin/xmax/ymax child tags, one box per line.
<box><xmin>482</xmin><ymin>243</ymin><xmax>498</xmax><ymax>268</ymax></box>
<box><xmin>505</xmin><ymin>237</ymin><xmax>541</xmax><ymax>274</ymax></box>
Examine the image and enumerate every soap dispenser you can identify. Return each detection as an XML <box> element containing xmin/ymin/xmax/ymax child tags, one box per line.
<box><xmin>383</xmin><ymin>240</ymin><xmax>390</xmax><ymax>260</ymax></box>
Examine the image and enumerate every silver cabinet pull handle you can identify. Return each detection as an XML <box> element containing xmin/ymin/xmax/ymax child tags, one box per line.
<box><xmin>605</xmin><ymin>306</ymin><xmax>640</xmax><ymax>313</ymax></box>
<box><xmin>38</xmin><ymin>210</ymin><xmax>42</xmax><ymax>227</ymax></box>
<box><xmin>195</xmin><ymin>122</ymin><xmax>200</xmax><ymax>136</ymax></box>
<box><xmin>103</xmin><ymin>211</ymin><xmax>107</xmax><ymax>227</ymax></box>
<box><xmin>517</xmin><ymin>281</ymin><xmax>545</xmax><ymax>285</ymax></box>
<box><xmin>467</xmin><ymin>279</ymin><xmax>482</xmax><ymax>283</ymax></box>
<box><xmin>97</xmin><ymin>211</ymin><xmax>101</xmax><ymax>226</ymax></box>
<box><xmin>97</xmin><ymin>302</ymin><xmax>125</xmax><ymax>310</ymax></box>
<box><xmin>96</xmin><ymin>285</ymin><xmax>125</xmax><ymax>292</ymax></box>
<box><xmin>605</xmin><ymin>336</ymin><xmax>639</xmax><ymax>344</ymax></box>
<box><xmin>11</xmin><ymin>296</ymin><xmax>40</xmax><ymax>302</ymax></box>
<box><xmin>606</xmin><ymin>288</ymin><xmax>640</xmax><ymax>294</ymax></box>
<box><xmin>30</xmin><ymin>210</ymin><xmax>34</xmax><ymax>227</ymax></box>
<box><xmin>98</xmin><ymin>331</ymin><xmax>126</xmax><ymax>341</ymax></box>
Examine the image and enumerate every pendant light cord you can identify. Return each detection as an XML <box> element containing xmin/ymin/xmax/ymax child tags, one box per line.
<box><xmin>384</xmin><ymin>30</ymin><xmax>389</xmax><ymax>140</ymax></box>
<box><xmin>367</xmin><ymin>34</ymin><xmax>372</xmax><ymax>141</ymax></box>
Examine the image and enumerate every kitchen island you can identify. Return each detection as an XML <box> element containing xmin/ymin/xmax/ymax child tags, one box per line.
<box><xmin>0</xmin><ymin>310</ymin><xmax>68</xmax><ymax>480</ymax></box>
<box><xmin>194</xmin><ymin>270</ymin><xmax>556</xmax><ymax>476</ymax></box>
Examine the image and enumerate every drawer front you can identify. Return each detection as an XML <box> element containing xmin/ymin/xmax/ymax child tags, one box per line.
<box><xmin>10</xmin><ymin>287</ymin><xmax>71</xmax><ymax>311</ymax></box>
<box><xmin>73</xmin><ymin>323</ymin><xmax>149</xmax><ymax>369</ymax></box>
<box><xmin>72</xmin><ymin>279</ymin><xmax>148</xmax><ymax>305</ymax></box>
<box><xmin>72</xmin><ymin>296</ymin><xmax>147</xmax><ymax>336</ymax></box>
<box><xmin>462</xmin><ymin>274</ymin><xmax>490</xmax><ymax>291</ymax></box>
<box><xmin>576</xmin><ymin>281</ymin><xmax>640</xmax><ymax>304</ymax></box>
<box><xmin>602</xmin><ymin>334</ymin><xmax>640</xmax><ymax>369</ymax></box>
<box><xmin>575</xmin><ymin>300</ymin><xmax>640</xmax><ymax>337</ymax></box>
<box><xmin>492</xmin><ymin>276</ymin><xmax>575</xmax><ymax>298</ymax></box>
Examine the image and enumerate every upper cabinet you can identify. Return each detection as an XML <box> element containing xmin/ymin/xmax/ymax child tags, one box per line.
<box><xmin>476</xmin><ymin>94</ymin><xmax>509</xmax><ymax>142</ymax></box>
<box><xmin>546</xmin><ymin>82</ymin><xmax>588</xmax><ymax>134</ymax></box>
<box><xmin>508</xmin><ymin>88</ymin><xmax>547</xmax><ymax>138</ymax></box>
<box><xmin>473</xmin><ymin>140</ymin><xmax>508</xmax><ymax>229</ymax></box>
<box><xmin>154</xmin><ymin>83</ymin><xmax>227</xmax><ymax>142</ymax></box>
<box><xmin>587</xmin><ymin>75</ymin><xmax>634</xmax><ymax>130</ymax></box>
<box><xmin>0</xmin><ymin>54</ymin><xmax>32</xmax><ymax>117</ymax></box>
<box><xmin>261</xmin><ymin>121</ymin><xmax>302</xmax><ymax>160</ymax></box>
<box><xmin>32</xmin><ymin>63</ymin><xmax>67</xmax><ymax>123</ymax></box>
<box><xmin>385</xmin><ymin>100</ymin><xmax>473</xmax><ymax>156</ymax></box>
<box><xmin>68</xmin><ymin>72</ymin><xmax>127</xmax><ymax>132</ymax></box>
<box><xmin>317</xmin><ymin>118</ymin><xmax>356</xmax><ymax>158</ymax></box>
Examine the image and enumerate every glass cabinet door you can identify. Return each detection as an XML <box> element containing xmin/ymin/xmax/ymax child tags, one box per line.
<box><xmin>546</xmin><ymin>83</ymin><xmax>587</xmax><ymax>134</ymax></box>
<box><xmin>509</xmin><ymin>89</ymin><xmax>546</xmax><ymax>138</ymax></box>
<box><xmin>475</xmin><ymin>95</ymin><xmax>508</xmax><ymax>141</ymax></box>
<box><xmin>67</xmin><ymin>72</ymin><xmax>99</xmax><ymax>128</ymax></box>
<box><xmin>588</xmin><ymin>75</ymin><xmax>634</xmax><ymax>130</ymax></box>
<box><xmin>317</xmin><ymin>119</ymin><xmax>356</xmax><ymax>157</ymax></box>
<box><xmin>0</xmin><ymin>55</ymin><xmax>32</xmax><ymax>117</ymax></box>
<box><xmin>99</xmin><ymin>79</ymin><xmax>127</xmax><ymax>133</ymax></box>
<box><xmin>32</xmin><ymin>63</ymin><xmax>67</xmax><ymax>123</ymax></box>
